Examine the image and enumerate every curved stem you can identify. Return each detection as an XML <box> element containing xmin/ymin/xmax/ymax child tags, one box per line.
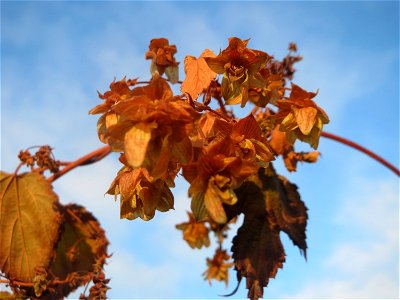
<box><xmin>48</xmin><ymin>145</ymin><xmax>111</xmax><ymax>183</ymax></box>
<box><xmin>0</xmin><ymin>275</ymin><xmax>92</xmax><ymax>288</ymax></box>
<box><xmin>13</xmin><ymin>162</ymin><xmax>24</xmax><ymax>176</ymax></box>
<box><xmin>321</xmin><ymin>131</ymin><xmax>399</xmax><ymax>176</ymax></box>
<box><xmin>43</xmin><ymin>131</ymin><xmax>398</xmax><ymax>185</ymax></box>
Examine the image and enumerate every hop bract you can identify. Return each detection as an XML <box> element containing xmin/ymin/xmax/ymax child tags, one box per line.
<box><xmin>205</xmin><ymin>37</ymin><xmax>271</xmax><ymax>107</ymax></box>
<box><xmin>275</xmin><ymin>83</ymin><xmax>329</xmax><ymax>149</ymax></box>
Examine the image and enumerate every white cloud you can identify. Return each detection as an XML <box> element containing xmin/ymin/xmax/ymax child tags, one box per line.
<box><xmin>2</xmin><ymin>2</ymin><xmax>398</xmax><ymax>299</ymax></box>
<box><xmin>105</xmin><ymin>250</ymin><xmax>181</xmax><ymax>299</ymax></box>
<box><xmin>67</xmin><ymin>249</ymin><xmax>182</xmax><ymax>299</ymax></box>
<box><xmin>284</xmin><ymin>179</ymin><xmax>399</xmax><ymax>299</ymax></box>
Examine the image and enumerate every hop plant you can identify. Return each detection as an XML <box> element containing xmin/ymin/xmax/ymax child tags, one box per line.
<box><xmin>2</xmin><ymin>36</ymin><xmax>397</xmax><ymax>300</ymax></box>
<box><xmin>87</xmin><ymin>37</ymin><xmax>328</xmax><ymax>299</ymax></box>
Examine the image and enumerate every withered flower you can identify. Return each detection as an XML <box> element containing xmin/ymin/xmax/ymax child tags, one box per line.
<box><xmin>93</xmin><ymin>75</ymin><xmax>198</xmax><ymax>180</ymax></box>
<box><xmin>248</xmin><ymin>68</ymin><xmax>284</xmax><ymax>107</ymax></box>
<box><xmin>176</xmin><ymin>212</ymin><xmax>210</xmax><ymax>249</ymax></box>
<box><xmin>183</xmin><ymin>115</ymin><xmax>274</xmax><ymax>224</ymax></box>
<box><xmin>107</xmin><ymin>165</ymin><xmax>174</xmax><ymax>221</ymax></box>
<box><xmin>275</xmin><ymin>83</ymin><xmax>329</xmax><ymax>149</ymax></box>
<box><xmin>183</xmin><ymin>153</ymin><xmax>253</xmax><ymax>224</ymax></box>
<box><xmin>269</xmin><ymin>126</ymin><xmax>319</xmax><ymax>172</ymax></box>
<box><xmin>145</xmin><ymin>38</ymin><xmax>179</xmax><ymax>83</ymax></box>
<box><xmin>18</xmin><ymin>149</ymin><xmax>35</xmax><ymax>167</ymax></box>
<box><xmin>89</xmin><ymin>77</ymin><xmax>137</xmax><ymax>115</ymax></box>
<box><xmin>205</xmin><ymin>37</ymin><xmax>271</xmax><ymax>107</ymax></box>
<box><xmin>203</xmin><ymin>249</ymin><xmax>234</xmax><ymax>286</ymax></box>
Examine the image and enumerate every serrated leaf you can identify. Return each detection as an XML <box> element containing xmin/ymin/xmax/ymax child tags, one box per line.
<box><xmin>260</xmin><ymin>168</ymin><xmax>308</xmax><ymax>256</ymax></box>
<box><xmin>0</xmin><ymin>172</ymin><xmax>62</xmax><ymax>283</ymax></box>
<box><xmin>50</xmin><ymin>203</ymin><xmax>109</xmax><ymax>298</ymax></box>
<box><xmin>232</xmin><ymin>180</ymin><xmax>285</xmax><ymax>300</ymax></box>
<box><xmin>232</xmin><ymin>217</ymin><xmax>285</xmax><ymax>300</ymax></box>
<box><xmin>230</xmin><ymin>166</ymin><xmax>308</xmax><ymax>299</ymax></box>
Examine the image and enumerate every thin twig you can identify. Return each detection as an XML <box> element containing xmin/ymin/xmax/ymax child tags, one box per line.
<box><xmin>321</xmin><ymin>131</ymin><xmax>399</xmax><ymax>176</ymax></box>
<box><xmin>48</xmin><ymin>145</ymin><xmax>111</xmax><ymax>183</ymax></box>
<box><xmin>13</xmin><ymin>162</ymin><xmax>24</xmax><ymax>176</ymax></box>
<box><xmin>194</xmin><ymin>102</ymin><xmax>232</xmax><ymax>122</ymax></box>
<box><xmin>216</xmin><ymin>97</ymin><xmax>229</xmax><ymax>117</ymax></box>
<box><xmin>0</xmin><ymin>277</ymin><xmax>82</xmax><ymax>287</ymax></box>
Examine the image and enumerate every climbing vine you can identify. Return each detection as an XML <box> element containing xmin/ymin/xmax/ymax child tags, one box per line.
<box><xmin>1</xmin><ymin>37</ymin><xmax>398</xmax><ymax>300</ymax></box>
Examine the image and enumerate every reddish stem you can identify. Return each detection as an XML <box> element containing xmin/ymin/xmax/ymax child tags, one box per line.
<box><xmin>38</xmin><ymin>130</ymin><xmax>398</xmax><ymax>184</ymax></box>
<box><xmin>321</xmin><ymin>131</ymin><xmax>399</xmax><ymax>176</ymax></box>
<box><xmin>47</xmin><ymin>145</ymin><xmax>111</xmax><ymax>183</ymax></box>
<box><xmin>13</xmin><ymin>162</ymin><xmax>24</xmax><ymax>176</ymax></box>
<box><xmin>216</xmin><ymin>96</ymin><xmax>229</xmax><ymax>117</ymax></box>
<box><xmin>0</xmin><ymin>275</ymin><xmax>92</xmax><ymax>288</ymax></box>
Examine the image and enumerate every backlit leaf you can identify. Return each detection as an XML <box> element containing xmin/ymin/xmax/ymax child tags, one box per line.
<box><xmin>124</xmin><ymin>122</ymin><xmax>156</xmax><ymax>168</ymax></box>
<box><xmin>294</xmin><ymin>107</ymin><xmax>317</xmax><ymax>135</ymax></box>
<box><xmin>204</xmin><ymin>180</ymin><xmax>228</xmax><ymax>224</ymax></box>
<box><xmin>0</xmin><ymin>172</ymin><xmax>62</xmax><ymax>283</ymax></box>
<box><xmin>181</xmin><ymin>49</ymin><xmax>217</xmax><ymax>100</ymax></box>
<box><xmin>191</xmin><ymin>192</ymin><xmax>208</xmax><ymax>222</ymax></box>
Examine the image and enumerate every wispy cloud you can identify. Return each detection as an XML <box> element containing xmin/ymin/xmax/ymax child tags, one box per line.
<box><xmin>2</xmin><ymin>2</ymin><xmax>398</xmax><ymax>299</ymax></box>
<box><xmin>284</xmin><ymin>179</ymin><xmax>399</xmax><ymax>299</ymax></box>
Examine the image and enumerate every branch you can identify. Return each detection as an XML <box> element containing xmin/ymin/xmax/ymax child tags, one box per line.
<box><xmin>48</xmin><ymin>145</ymin><xmax>111</xmax><ymax>183</ymax></box>
<box><xmin>321</xmin><ymin>131</ymin><xmax>399</xmax><ymax>176</ymax></box>
<box><xmin>0</xmin><ymin>274</ymin><xmax>92</xmax><ymax>288</ymax></box>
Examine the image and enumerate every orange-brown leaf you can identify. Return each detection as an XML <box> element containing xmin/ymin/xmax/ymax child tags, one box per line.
<box><xmin>50</xmin><ymin>204</ymin><xmax>109</xmax><ymax>298</ymax></box>
<box><xmin>181</xmin><ymin>49</ymin><xmax>217</xmax><ymax>100</ymax></box>
<box><xmin>294</xmin><ymin>107</ymin><xmax>318</xmax><ymax>135</ymax></box>
<box><xmin>231</xmin><ymin>199</ymin><xmax>285</xmax><ymax>300</ymax></box>
<box><xmin>231</xmin><ymin>178</ymin><xmax>286</xmax><ymax>300</ymax></box>
<box><xmin>124</xmin><ymin>122</ymin><xmax>157</xmax><ymax>168</ymax></box>
<box><xmin>0</xmin><ymin>172</ymin><xmax>62</xmax><ymax>283</ymax></box>
<box><xmin>260</xmin><ymin>167</ymin><xmax>308</xmax><ymax>256</ymax></box>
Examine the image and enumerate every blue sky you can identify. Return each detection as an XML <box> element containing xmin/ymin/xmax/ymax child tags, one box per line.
<box><xmin>1</xmin><ymin>1</ymin><xmax>399</xmax><ymax>299</ymax></box>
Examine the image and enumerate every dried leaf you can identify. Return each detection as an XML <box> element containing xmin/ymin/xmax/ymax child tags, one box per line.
<box><xmin>261</xmin><ymin>168</ymin><xmax>308</xmax><ymax>255</ymax></box>
<box><xmin>232</xmin><ymin>217</ymin><xmax>285</xmax><ymax>300</ymax></box>
<box><xmin>33</xmin><ymin>271</ymin><xmax>47</xmax><ymax>297</ymax></box>
<box><xmin>229</xmin><ymin>165</ymin><xmax>308</xmax><ymax>299</ymax></box>
<box><xmin>50</xmin><ymin>204</ymin><xmax>109</xmax><ymax>298</ymax></box>
<box><xmin>0</xmin><ymin>172</ymin><xmax>62</xmax><ymax>283</ymax></box>
<box><xmin>181</xmin><ymin>49</ymin><xmax>217</xmax><ymax>100</ymax></box>
<box><xmin>232</xmin><ymin>179</ymin><xmax>285</xmax><ymax>300</ymax></box>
